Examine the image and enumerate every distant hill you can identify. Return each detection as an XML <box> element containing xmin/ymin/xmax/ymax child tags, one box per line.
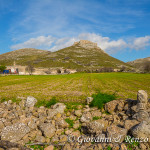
<box><xmin>127</xmin><ymin>57</ymin><xmax>150</xmax><ymax>71</ymax></box>
<box><xmin>0</xmin><ymin>40</ymin><xmax>132</xmax><ymax>71</ymax></box>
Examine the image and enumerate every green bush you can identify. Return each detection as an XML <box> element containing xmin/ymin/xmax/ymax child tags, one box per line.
<box><xmin>90</xmin><ymin>92</ymin><xmax>116</xmax><ymax>109</ymax></box>
<box><xmin>0</xmin><ymin>65</ymin><xmax>6</xmax><ymax>72</ymax></box>
<box><xmin>45</xmin><ymin>97</ymin><xmax>57</xmax><ymax>108</ymax></box>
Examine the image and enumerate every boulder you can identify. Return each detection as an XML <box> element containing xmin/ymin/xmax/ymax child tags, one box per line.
<box><xmin>87</xmin><ymin>119</ymin><xmax>108</xmax><ymax>135</ymax></box>
<box><xmin>52</xmin><ymin>103</ymin><xmax>66</xmax><ymax>113</ymax></box>
<box><xmin>124</xmin><ymin>119</ymin><xmax>139</xmax><ymax>130</ymax></box>
<box><xmin>137</xmin><ymin>90</ymin><xmax>148</xmax><ymax>103</ymax></box>
<box><xmin>105</xmin><ymin>100</ymin><xmax>125</xmax><ymax>114</ymax></box>
<box><xmin>91</xmin><ymin>110</ymin><xmax>102</xmax><ymax>118</ymax></box>
<box><xmin>1</xmin><ymin>123</ymin><xmax>30</xmax><ymax>142</ymax></box>
<box><xmin>74</xmin><ymin>110</ymin><xmax>82</xmax><ymax>117</ymax></box>
<box><xmin>44</xmin><ymin>145</ymin><xmax>54</xmax><ymax>150</ymax></box>
<box><xmin>80</xmin><ymin>112</ymin><xmax>92</xmax><ymax>123</ymax></box>
<box><xmin>107</xmin><ymin>125</ymin><xmax>127</xmax><ymax>143</ymax></box>
<box><xmin>133</xmin><ymin>110</ymin><xmax>149</xmax><ymax>122</ymax></box>
<box><xmin>25</xmin><ymin>96</ymin><xmax>37</xmax><ymax>107</ymax></box>
<box><xmin>132</xmin><ymin>120</ymin><xmax>150</xmax><ymax>142</ymax></box>
<box><xmin>35</xmin><ymin>135</ymin><xmax>46</xmax><ymax>143</ymax></box>
<box><xmin>47</xmin><ymin>109</ymin><xmax>58</xmax><ymax>119</ymax></box>
<box><xmin>39</xmin><ymin>123</ymin><xmax>56</xmax><ymax>138</ymax></box>
<box><xmin>86</xmin><ymin>97</ymin><xmax>93</xmax><ymax>104</ymax></box>
<box><xmin>56</xmin><ymin>119</ymin><xmax>69</xmax><ymax>128</ymax></box>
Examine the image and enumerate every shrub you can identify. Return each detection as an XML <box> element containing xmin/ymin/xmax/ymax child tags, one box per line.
<box><xmin>89</xmin><ymin>92</ymin><xmax>116</xmax><ymax>109</ymax></box>
<box><xmin>0</xmin><ymin>65</ymin><xmax>6</xmax><ymax>72</ymax></box>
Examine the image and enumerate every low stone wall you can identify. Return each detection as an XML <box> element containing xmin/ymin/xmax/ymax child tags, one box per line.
<box><xmin>0</xmin><ymin>90</ymin><xmax>150</xmax><ymax>150</ymax></box>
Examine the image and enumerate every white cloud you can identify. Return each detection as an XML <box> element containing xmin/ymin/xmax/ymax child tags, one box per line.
<box><xmin>10</xmin><ymin>33</ymin><xmax>150</xmax><ymax>54</ymax></box>
<box><xmin>76</xmin><ymin>33</ymin><xmax>127</xmax><ymax>53</ymax></box>
<box><xmin>11</xmin><ymin>36</ymin><xmax>55</xmax><ymax>50</ymax></box>
<box><xmin>129</xmin><ymin>36</ymin><xmax>150</xmax><ymax>50</ymax></box>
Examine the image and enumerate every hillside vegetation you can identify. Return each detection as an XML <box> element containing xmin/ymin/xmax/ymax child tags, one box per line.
<box><xmin>0</xmin><ymin>41</ymin><xmax>132</xmax><ymax>71</ymax></box>
<box><xmin>0</xmin><ymin>73</ymin><xmax>150</xmax><ymax>102</ymax></box>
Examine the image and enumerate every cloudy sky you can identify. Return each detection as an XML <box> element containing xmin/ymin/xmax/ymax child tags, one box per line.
<box><xmin>0</xmin><ymin>0</ymin><xmax>150</xmax><ymax>62</ymax></box>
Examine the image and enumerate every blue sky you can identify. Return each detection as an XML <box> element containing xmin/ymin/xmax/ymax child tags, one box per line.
<box><xmin>0</xmin><ymin>0</ymin><xmax>150</xmax><ymax>62</ymax></box>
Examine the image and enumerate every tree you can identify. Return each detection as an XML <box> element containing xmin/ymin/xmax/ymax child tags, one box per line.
<box><xmin>0</xmin><ymin>65</ymin><xmax>6</xmax><ymax>73</ymax></box>
<box><xmin>143</xmin><ymin>61</ymin><xmax>150</xmax><ymax>73</ymax></box>
<box><xmin>25</xmin><ymin>62</ymin><xmax>35</xmax><ymax>75</ymax></box>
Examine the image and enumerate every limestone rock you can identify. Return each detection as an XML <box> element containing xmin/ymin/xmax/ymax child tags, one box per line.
<box><xmin>1</xmin><ymin>123</ymin><xmax>30</xmax><ymax>142</ymax></box>
<box><xmin>105</xmin><ymin>100</ymin><xmax>124</xmax><ymax>114</ymax></box>
<box><xmin>63</xmin><ymin>143</ymin><xmax>72</xmax><ymax>150</ymax></box>
<box><xmin>124</xmin><ymin>119</ymin><xmax>139</xmax><ymax>130</ymax></box>
<box><xmin>86</xmin><ymin>97</ymin><xmax>93</xmax><ymax>105</ymax></box>
<box><xmin>73</xmin><ymin>40</ymin><xmax>98</xmax><ymax>49</ymax></box>
<box><xmin>56</xmin><ymin>119</ymin><xmax>69</xmax><ymax>128</ymax></box>
<box><xmin>39</xmin><ymin>123</ymin><xmax>56</xmax><ymax>138</ymax></box>
<box><xmin>137</xmin><ymin>90</ymin><xmax>148</xmax><ymax>103</ymax></box>
<box><xmin>120</xmin><ymin>143</ymin><xmax>127</xmax><ymax>150</ymax></box>
<box><xmin>35</xmin><ymin>135</ymin><xmax>46</xmax><ymax>143</ymax></box>
<box><xmin>80</xmin><ymin>112</ymin><xmax>92</xmax><ymax>123</ymax></box>
<box><xmin>107</xmin><ymin>125</ymin><xmax>127</xmax><ymax>143</ymax></box>
<box><xmin>0</xmin><ymin>120</ymin><xmax>4</xmax><ymax>131</ymax></box>
<box><xmin>52</xmin><ymin>103</ymin><xmax>66</xmax><ymax>113</ymax></box>
<box><xmin>87</xmin><ymin>119</ymin><xmax>108</xmax><ymax>135</ymax></box>
<box><xmin>132</xmin><ymin>120</ymin><xmax>150</xmax><ymax>142</ymax></box>
<box><xmin>59</xmin><ymin>135</ymin><xmax>68</xmax><ymax>142</ymax></box>
<box><xmin>47</xmin><ymin>109</ymin><xmax>58</xmax><ymax>119</ymax></box>
<box><xmin>25</xmin><ymin>96</ymin><xmax>37</xmax><ymax>107</ymax></box>
<box><xmin>133</xmin><ymin>110</ymin><xmax>149</xmax><ymax>122</ymax></box>
<box><xmin>74</xmin><ymin>110</ymin><xmax>82</xmax><ymax>117</ymax></box>
<box><xmin>91</xmin><ymin>110</ymin><xmax>102</xmax><ymax>117</ymax></box>
<box><xmin>44</xmin><ymin>145</ymin><xmax>54</xmax><ymax>150</ymax></box>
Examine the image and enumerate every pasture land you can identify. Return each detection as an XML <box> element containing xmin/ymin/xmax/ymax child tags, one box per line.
<box><xmin>0</xmin><ymin>73</ymin><xmax>150</xmax><ymax>103</ymax></box>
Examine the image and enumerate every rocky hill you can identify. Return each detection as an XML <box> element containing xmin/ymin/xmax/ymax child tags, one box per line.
<box><xmin>0</xmin><ymin>40</ymin><xmax>132</xmax><ymax>71</ymax></box>
<box><xmin>127</xmin><ymin>57</ymin><xmax>150</xmax><ymax>71</ymax></box>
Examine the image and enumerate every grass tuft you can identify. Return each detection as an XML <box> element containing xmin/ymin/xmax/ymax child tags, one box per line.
<box><xmin>65</xmin><ymin>102</ymin><xmax>84</xmax><ymax>110</ymax></box>
<box><xmin>35</xmin><ymin>97</ymin><xmax>57</xmax><ymax>108</ymax></box>
<box><xmin>93</xmin><ymin>116</ymin><xmax>102</xmax><ymax>120</ymax></box>
<box><xmin>65</xmin><ymin>118</ymin><xmax>74</xmax><ymax>128</ymax></box>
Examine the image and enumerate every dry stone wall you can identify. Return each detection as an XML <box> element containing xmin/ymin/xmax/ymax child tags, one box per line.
<box><xmin>0</xmin><ymin>90</ymin><xmax>150</xmax><ymax>150</ymax></box>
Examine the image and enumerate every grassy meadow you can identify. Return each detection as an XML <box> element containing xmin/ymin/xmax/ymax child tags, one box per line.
<box><xmin>0</xmin><ymin>73</ymin><xmax>150</xmax><ymax>103</ymax></box>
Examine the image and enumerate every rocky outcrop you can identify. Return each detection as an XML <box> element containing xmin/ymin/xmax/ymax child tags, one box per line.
<box><xmin>73</xmin><ymin>40</ymin><xmax>98</xmax><ymax>49</ymax></box>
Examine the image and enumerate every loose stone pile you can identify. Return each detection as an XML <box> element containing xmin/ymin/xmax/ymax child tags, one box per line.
<box><xmin>0</xmin><ymin>90</ymin><xmax>149</xmax><ymax>150</ymax></box>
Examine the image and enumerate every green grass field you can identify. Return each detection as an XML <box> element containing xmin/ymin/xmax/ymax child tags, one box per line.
<box><xmin>0</xmin><ymin>73</ymin><xmax>150</xmax><ymax>103</ymax></box>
